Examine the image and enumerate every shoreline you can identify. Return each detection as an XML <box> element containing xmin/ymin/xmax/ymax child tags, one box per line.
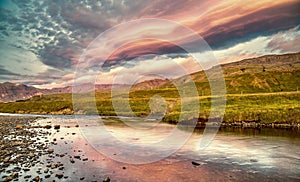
<box><xmin>1</xmin><ymin>112</ymin><xmax>299</xmax><ymax>129</ymax></box>
<box><xmin>0</xmin><ymin>115</ymin><xmax>299</xmax><ymax>181</ymax></box>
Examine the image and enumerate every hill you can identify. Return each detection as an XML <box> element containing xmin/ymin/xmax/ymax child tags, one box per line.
<box><xmin>165</xmin><ymin>52</ymin><xmax>300</xmax><ymax>94</ymax></box>
<box><xmin>0</xmin><ymin>52</ymin><xmax>299</xmax><ymax>123</ymax></box>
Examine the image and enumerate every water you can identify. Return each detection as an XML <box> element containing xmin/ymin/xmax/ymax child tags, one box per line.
<box><xmin>1</xmin><ymin>113</ymin><xmax>300</xmax><ymax>181</ymax></box>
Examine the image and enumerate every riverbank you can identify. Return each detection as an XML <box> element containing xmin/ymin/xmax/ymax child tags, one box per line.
<box><xmin>0</xmin><ymin>91</ymin><xmax>299</xmax><ymax>124</ymax></box>
<box><xmin>0</xmin><ymin>116</ymin><xmax>108</xmax><ymax>181</ymax></box>
<box><xmin>0</xmin><ymin>115</ymin><xmax>299</xmax><ymax>181</ymax></box>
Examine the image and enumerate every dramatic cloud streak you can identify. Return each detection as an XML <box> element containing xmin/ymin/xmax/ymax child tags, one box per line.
<box><xmin>0</xmin><ymin>0</ymin><xmax>299</xmax><ymax>87</ymax></box>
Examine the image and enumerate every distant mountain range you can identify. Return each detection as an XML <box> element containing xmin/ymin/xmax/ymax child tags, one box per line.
<box><xmin>0</xmin><ymin>52</ymin><xmax>299</xmax><ymax>102</ymax></box>
<box><xmin>0</xmin><ymin>82</ymin><xmax>126</xmax><ymax>102</ymax></box>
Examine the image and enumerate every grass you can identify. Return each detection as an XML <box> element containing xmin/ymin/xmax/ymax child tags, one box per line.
<box><xmin>0</xmin><ymin>89</ymin><xmax>299</xmax><ymax>124</ymax></box>
<box><xmin>0</xmin><ymin>52</ymin><xmax>299</xmax><ymax>124</ymax></box>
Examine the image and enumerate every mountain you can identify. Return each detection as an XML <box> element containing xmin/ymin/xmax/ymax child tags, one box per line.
<box><xmin>1</xmin><ymin>52</ymin><xmax>299</xmax><ymax>102</ymax></box>
<box><xmin>0</xmin><ymin>82</ymin><xmax>71</xmax><ymax>103</ymax></box>
<box><xmin>0</xmin><ymin>82</ymin><xmax>128</xmax><ymax>102</ymax></box>
<box><xmin>163</xmin><ymin>52</ymin><xmax>300</xmax><ymax>94</ymax></box>
<box><xmin>131</xmin><ymin>79</ymin><xmax>170</xmax><ymax>90</ymax></box>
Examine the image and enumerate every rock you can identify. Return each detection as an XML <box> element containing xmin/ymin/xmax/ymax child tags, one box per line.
<box><xmin>23</xmin><ymin>168</ymin><xmax>30</xmax><ymax>172</ymax></box>
<box><xmin>58</xmin><ymin>166</ymin><xmax>64</xmax><ymax>170</ymax></box>
<box><xmin>3</xmin><ymin>157</ymin><xmax>10</xmax><ymax>163</ymax></box>
<box><xmin>122</xmin><ymin>167</ymin><xmax>126</xmax><ymax>170</ymax></box>
<box><xmin>44</xmin><ymin>125</ymin><xmax>52</xmax><ymax>129</ymax></box>
<box><xmin>75</xmin><ymin>124</ymin><xmax>79</xmax><ymax>127</ymax></box>
<box><xmin>80</xmin><ymin>177</ymin><xmax>85</xmax><ymax>180</ymax></box>
<box><xmin>103</xmin><ymin>177</ymin><xmax>110</xmax><ymax>182</ymax></box>
<box><xmin>33</xmin><ymin>176</ymin><xmax>40</xmax><ymax>181</ymax></box>
<box><xmin>56</xmin><ymin>173</ymin><xmax>63</xmax><ymax>179</ymax></box>
<box><xmin>54</xmin><ymin>125</ymin><xmax>60</xmax><ymax>130</ymax></box>
<box><xmin>82</xmin><ymin>158</ymin><xmax>88</xmax><ymax>161</ymax></box>
<box><xmin>48</xmin><ymin>149</ymin><xmax>54</xmax><ymax>154</ymax></box>
<box><xmin>15</xmin><ymin>124</ymin><xmax>23</xmax><ymax>129</ymax></box>
<box><xmin>192</xmin><ymin>161</ymin><xmax>201</xmax><ymax>166</ymax></box>
<box><xmin>45</xmin><ymin>174</ymin><xmax>51</xmax><ymax>178</ymax></box>
<box><xmin>74</xmin><ymin>155</ymin><xmax>81</xmax><ymax>160</ymax></box>
<box><xmin>70</xmin><ymin>159</ymin><xmax>75</xmax><ymax>163</ymax></box>
<box><xmin>250</xmin><ymin>159</ymin><xmax>258</xmax><ymax>162</ymax></box>
<box><xmin>24</xmin><ymin>175</ymin><xmax>31</xmax><ymax>179</ymax></box>
<box><xmin>72</xmin><ymin>133</ymin><xmax>76</xmax><ymax>135</ymax></box>
<box><xmin>3</xmin><ymin>176</ymin><xmax>13</xmax><ymax>181</ymax></box>
<box><xmin>44</xmin><ymin>168</ymin><xmax>49</xmax><ymax>173</ymax></box>
<box><xmin>28</xmin><ymin>153</ymin><xmax>35</xmax><ymax>158</ymax></box>
<box><xmin>51</xmin><ymin>164</ymin><xmax>57</xmax><ymax>169</ymax></box>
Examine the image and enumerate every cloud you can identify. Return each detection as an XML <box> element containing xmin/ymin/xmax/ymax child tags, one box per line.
<box><xmin>95</xmin><ymin>55</ymin><xmax>202</xmax><ymax>84</ymax></box>
<box><xmin>213</xmin><ymin>26</ymin><xmax>300</xmax><ymax>64</ymax></box>
<box><xmin>0</xmin><ymin>65</ymin><xmax>20</xmax><ymax>76</ymax></box>
<box><xmin>0</xmin><ymin>0</ymin><xmax>299</xmax><ymax>87</ymax></box>
<box><xmin>267</xmin><ymin>27</ymin><xmax>300</xmax><ymax>53</ymax></box>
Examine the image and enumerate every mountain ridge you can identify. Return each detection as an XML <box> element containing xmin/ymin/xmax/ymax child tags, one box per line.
<box><xmin>1</xmin><ymin>52</ymin><xmax>299</xmax><ymax>102</ymax></box>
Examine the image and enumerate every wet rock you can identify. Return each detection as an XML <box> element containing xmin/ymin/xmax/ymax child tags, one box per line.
<box><xmin>48</xmin><ymin>149</ymin><xmax>54</xmax><ymax>154</ymax></box>
<box><xmin>74</xmin><ymin>155</ymin><xmax>81</xmax><ymax>160</ymax></box>
<box><xmin>3</xmin><ymin>176</ymin><xmax>13</xmax><ymax>182</ymax></box>
<box><xmin>33</xmin><ymin>176</ymin><xmax>40</xmax><ymax>181</ymax></box>
<box><xmin>3</xmin><ymin>157</ymin><xmax>10</xmax><ymax>163</ymax></box>
<box><xmin>58</xmin><ymin>166</ymin><xmax>64</xmax><ymax>170</ymax></box>
<box><xmin>250</xmin><ymin>159</ymin><xmax>258</xmax><ymax>162</ymax></box>
<box><xmin>51</xmin><ymin>164</ymin><xmax>58</xmax><ymax>169</ymax></box>
<box><xmin>24</xmin><ymin>175</ymin><xmax>31</xmax><ymax>179</ymax></box>
<box><xmin>103</xmin><ymin>176</ymin><xmax>111</xmax><ymax>182</ymax></box>
<box><xmin>56</xmin><ymin>173</ymin><xmax>63</xmax><ymax>179</ymax></box>
<box><xmin>192</xmin><ymin>161</ymin><xmax>201</xmax><ymax>166</ymax></box>
<box><xmin>44</xmin><ymin>125</ymin><xmax>52</xmax><ymax>129</ymax></box>
<box><xmin>15</xmin><ymin>124</ymin><xmax>23</xmax><ymax>129</ymax></box>
<box><xmin>45</xmin><ymin>174</ymin><xmax>51</xmax><ymax>178</ymax></box>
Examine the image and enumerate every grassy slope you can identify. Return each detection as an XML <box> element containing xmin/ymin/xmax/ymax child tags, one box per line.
<box><xmin>0</xmin><ymin>53</ymin><xmax>299</xmax><ymax>123</ymax></box>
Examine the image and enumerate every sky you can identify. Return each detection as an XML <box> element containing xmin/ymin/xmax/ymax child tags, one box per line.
<box><xmin>0</xmin><ymin>0</ymin><xmax>299</xmax><ymax>88</ymax></box>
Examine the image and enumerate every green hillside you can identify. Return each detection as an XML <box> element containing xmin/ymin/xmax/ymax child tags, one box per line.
<box><xmin>0</xmin><ymin>52</ymin><xmax>299</xmax><ymax>124</ymax></box>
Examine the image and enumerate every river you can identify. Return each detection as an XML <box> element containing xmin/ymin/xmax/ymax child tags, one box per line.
<box><xmin>1</xmin><ymin>113</ymin><xmax>300</xmax><ymax>181</ymax></box>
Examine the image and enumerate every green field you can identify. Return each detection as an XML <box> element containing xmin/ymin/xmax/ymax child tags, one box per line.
<box><xmin>0</xmin><ymin>53</ymin><xmax>299</xmax><ymax>124</ymax></box>
<box><xmin>0</xmin><ymin>90</ymin><xmax>299</xmax><ymax>124</ymax></box>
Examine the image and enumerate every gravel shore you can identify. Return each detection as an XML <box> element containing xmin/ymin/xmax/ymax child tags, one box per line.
<box><xmin>0</xmin><ymin>115</ymin><xmax>111</xmax><ymax>182</ymax></box>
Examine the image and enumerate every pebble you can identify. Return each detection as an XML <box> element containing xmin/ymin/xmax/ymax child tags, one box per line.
<box><xmin>56</xmin><ymin>173</ymin><xmax>64</xmax><ymax>179</ymax></box>
<box><xmin>48</xmin><ymin>149</ymin><xmax>54</xmax><ymax>153</ymax></box>
<box><xmin>51</xmin><ymin>164</ymin><xmax>58</xmax><ymax>169</ymax></box>
<box><xmin>103</xmin><ymin>176</ymin><xmax>111</xmax><ymax>182</ymax></box>
<box><xmin>192</xmin><ymin>161</ymin><xmax>201</xmax><ymax>166</ymax></box>
<box><xmin>15</xmin><ymin>124</ymin><xmax>23</xmax><ymax>129</ymax></box>
<box><xmin>44</xmin><ymin>125</ymin><xmax>52</xmax><ymax>129</ymax></box>
<box><xmin>33</xmin><ymin>176</ymin><xmax>40</xmax><ymax>181</ymax></box>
